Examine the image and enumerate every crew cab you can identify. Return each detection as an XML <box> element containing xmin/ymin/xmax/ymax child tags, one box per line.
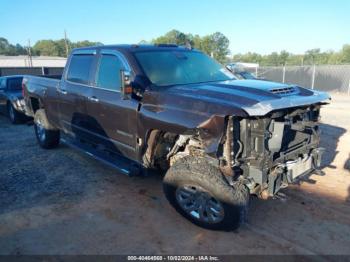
<box><xmin>0</xmin><ymin>75</ymin><xmax>30</xmax><ymax>124</ymax></box>
<box><xmin>23</xmin><ymin>45</ymin><xmax>330</xmax><ymax>230</ymax></box>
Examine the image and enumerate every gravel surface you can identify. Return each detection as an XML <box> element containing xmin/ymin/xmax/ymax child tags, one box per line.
<box><xmin>0</xmin><ymin>94</ymin><xmax>349</xmax><ymax>255</ymax></box>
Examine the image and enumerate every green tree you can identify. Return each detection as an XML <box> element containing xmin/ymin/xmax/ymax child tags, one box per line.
<box><xmin>265</xmin><ymin>52</ymin><xmax>280</xmax><ymax>66</ymax></box>
<box><xmin>286</xmin><ymin>54</ymin><xmax>304</xmax><ymax>66</ymax></box>
<box><xmin>209</xmin><ymin>32</ymin><xmax>230</xmax><ymax>63</ymax></box>
<box><xmin>0</xmin><ymin>37</ymin><xmax>11</xmax><ymax>55</ymax></box>
<box><xmin>72</xmin><ymin>40</ymin><xmax>102</xmax><ymax>49</ymax></box>
<box><xmin>198</xmin><ymin>35</ymin><xmax>214</xmax><ymax>56</ymax></box>
<box><xmin>32</xmin><ymin>40</ymin><xmax>60</xmax><ymax>56</ymax></box>
<box><xmin>152</xmin><ymin>29</ymin><xmax>191</xmax><ymax>46</ymax></box>
<box><xmin>304</xmin><ymin>48</ymin><xmax>321</xmax><ymax>65</ymax></box>
<box><xmin>151</xmin><ymin>30</ymin><xmax>231</xmax><ymax>63</ymax></box>
<box><xmin>341</xmin><ymin>44</ymin><xmax>350</xmax><ymax>63</ymax></box>
<box><xmin>328</xmin><ymin>52</ymin><xmax>343</xmax><ymax>64</ymax></box>
<box><xmin>279</xmin><ymin>50</ymin><xmax>289</xmax><ymax>66</ymax></box>
<box><xmin>233</xmin><ymin>52</ymin><xmax>262</xmax><ymax>64</ymax></box>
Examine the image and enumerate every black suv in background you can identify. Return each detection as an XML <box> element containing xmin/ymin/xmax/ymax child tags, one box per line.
<box><xmin>0</xmin><ymin>75</ymin><xmax>29</xmax><ymax>124</ymax></box>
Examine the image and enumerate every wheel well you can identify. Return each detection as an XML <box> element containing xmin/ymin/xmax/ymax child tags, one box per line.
<box><xmin>142</xmin><ymin>129</ymin><xmax>208</xmax><ymax>170</ymax></box>
<box><xmin>30</xmin><ymin>97</ymin><xmax>41</xmax><ymax>114</ymax></box>
<box><xmin>142</xmin><ymin>130</ymin><xmax>178</xmax><ymax>170</ymax></box>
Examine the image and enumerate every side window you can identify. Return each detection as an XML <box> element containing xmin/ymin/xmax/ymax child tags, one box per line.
<box><xmin>96</xmin><ymin>55</ymin><xmax>123</xmax><ymax>91</ymax></box>
<box><xmin>66</xmin><ymin>54</ymin><xmax>94</xmax><ymax>85</ymax></box>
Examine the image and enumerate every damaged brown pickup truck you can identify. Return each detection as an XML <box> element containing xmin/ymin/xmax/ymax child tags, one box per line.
<box><xmin>23</xmin><ymin>45</ymin><xmax>330</xmax><ymax>230</ymax></box>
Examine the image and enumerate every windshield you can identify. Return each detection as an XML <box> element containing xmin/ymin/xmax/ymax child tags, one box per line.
<box><xmin>134</xmin><ymin>50</ymin><xmax>235</xmax><ymax>86</ymax></box>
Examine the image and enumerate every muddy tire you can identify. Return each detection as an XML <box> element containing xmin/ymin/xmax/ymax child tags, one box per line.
<box><xmin>7</xmin><ymin>102</ymin><xmax>22</xmax><ymax>124</ymax></box>
<box><xmin>34</xmin><ymin>109</ymin><xmax>60</xmax><ymax>149</ymax></box>
<box><xmin>163</xmin><ymin>156</ymin><xmax>249</xmax><ymax>231</ymax></box>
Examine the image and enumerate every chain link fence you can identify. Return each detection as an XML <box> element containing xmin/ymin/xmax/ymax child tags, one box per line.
<box><xmin>256</xmin><ymin>65</ymin><xmax>350</xmax><ymax>94</ymax></box>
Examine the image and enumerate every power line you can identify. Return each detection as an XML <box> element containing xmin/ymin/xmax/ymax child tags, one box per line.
<box><xmin>27</xmin><ymin>39</ymin><xmax>33</xmax><ymax>67</ymax></box>
<box><xmin>64</xmin><ymin>30</ymin><xmax>70</xmax><ymax>57</ymax></box>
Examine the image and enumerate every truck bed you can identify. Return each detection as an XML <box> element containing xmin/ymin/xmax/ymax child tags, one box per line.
<box><xmin>22</xmin><ymin>75</ymin><xmax>62</xmax><ymax>117</ymax></box>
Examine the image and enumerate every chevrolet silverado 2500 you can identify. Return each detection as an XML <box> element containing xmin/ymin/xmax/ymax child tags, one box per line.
<box><xmin>23</xmin><ymin>45</ymin><xmax>330</xmax><ymax>230</ymax></box>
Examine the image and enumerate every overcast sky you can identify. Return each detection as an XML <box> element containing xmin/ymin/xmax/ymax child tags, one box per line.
<box><xmin>1</xmin><ymin>0</ymin><xmax>349</xmax><ymax>55</ymax></box>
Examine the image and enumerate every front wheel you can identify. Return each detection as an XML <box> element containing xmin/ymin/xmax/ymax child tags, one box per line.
<box><xmin>163</xmin><ymin>156</ymin><xmax>249</xmax><ymax>231</ymax></box>
<box><xmin>34</xmin><ymin>109</ymin><xmax>60</xmax><ymax>149</ymax></box>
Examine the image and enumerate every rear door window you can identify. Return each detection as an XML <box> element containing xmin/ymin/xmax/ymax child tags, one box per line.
<box><xmin>96</xmin><ymin>55</ymin><xmax>123</xmax><ymax>91</ymax></box>
<box><xmin>66</xmin><ymin>54</ymin><xmax>94</xmax><ymax>85</ymax></box>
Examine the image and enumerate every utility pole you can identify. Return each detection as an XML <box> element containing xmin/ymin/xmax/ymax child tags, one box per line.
<box><xmin>27</xmin><ymin>39</ymin><xmax>33</xmax><ymax>67</ymax></box>
<box><xmin>64</xmin><ymin>30</ymin><xmax>70</xmax><ymax>57</ymax></box>
<box><xmin>311</xmin><ymin>64</ymin><xmax>316</xmax><ymax>89</ymax></box>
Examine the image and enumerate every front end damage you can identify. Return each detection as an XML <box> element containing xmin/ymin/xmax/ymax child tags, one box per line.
<box><xmin>144</xmin><ymin>103</ymin><xmax>327</xmax><ymax>199</ymax></box>
<box><xmin>141</xmin><ymin>82</ymin><xmax>330</xmax><ymax>199</ymax></box>
<box><xmin>221</xmin><ymin>104</ymin><xmax>325</xmax><ymax>198</ymax></box>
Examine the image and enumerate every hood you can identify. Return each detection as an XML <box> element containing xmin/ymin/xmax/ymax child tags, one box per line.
<box><xmin>143</xmin><ymin>80</ymin><xmax>330</xmax><ymax>117</ymax></box>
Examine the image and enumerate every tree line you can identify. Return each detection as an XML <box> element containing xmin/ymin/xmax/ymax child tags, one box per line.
<box><xmin>145</xmin><ymin>29</ymin><xmax>230</xmax><ymax>64</ymax></box>
<box><xmin>233</xmin><ymin>46</ymin><xmax>350</xmax><ymax>66</ymax></box>
<box><xmin>1</xmin><ymin>30</ymin><xmax>350</xmax><ymax>65</ymax></box>
<box><xmin>0</xmin><ymin>37</ymin><xmax>102</xmax><ymax>58</ymax></box>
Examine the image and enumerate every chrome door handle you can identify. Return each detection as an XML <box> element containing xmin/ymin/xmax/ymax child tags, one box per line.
<box><xmin>88</xmin><ymin>96</ymin><xmax>99</xmax><ymax>102</ymax></box>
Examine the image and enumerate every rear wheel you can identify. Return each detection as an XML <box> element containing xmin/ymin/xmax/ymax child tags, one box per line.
<box><xmin>34</xmin><ymin>109</ymin><xmax>60</xmax><ymax>149</ymax></box>
<box><xmin>163</xmin><ymin>156</ymin><xmax>249</xmax><ymax>231</ymax></box>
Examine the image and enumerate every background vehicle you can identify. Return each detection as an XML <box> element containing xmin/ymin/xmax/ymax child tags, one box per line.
<box><xmin>23</xmin><ymin>45</ymin><xmax>330</xmax><ymax>230</ymax></box>
<box><xmin>0</xmin><ymin>75</ymin><xmax>29</xmax><ymax>124</ymax></box>
<box><xmin>226</xmin><ymin>63</ymin><xmax>260</xmax><ymax>80</ymax></box>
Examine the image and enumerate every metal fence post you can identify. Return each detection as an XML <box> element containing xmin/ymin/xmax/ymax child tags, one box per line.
<box><xmin>282</xmin><ymin>66</ymin><xmax>286</xmax><ymax>83</ymax></box>
<box><xmin>311</xmin><ymin>64</ymin><xmax>316</xmax><ymax>89</ymax></box>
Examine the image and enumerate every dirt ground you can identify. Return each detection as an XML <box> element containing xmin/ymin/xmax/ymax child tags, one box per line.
<box><xmin>0</xmin><ymin>94</ymin><xmax>349</xmax><ymax>255</ymax></box>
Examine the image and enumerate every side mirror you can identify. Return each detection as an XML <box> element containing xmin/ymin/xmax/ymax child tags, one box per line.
<box><xmin>120</xmin><ymin>70</ymin><xmax>132</xmax><ymax>100</ymax></box>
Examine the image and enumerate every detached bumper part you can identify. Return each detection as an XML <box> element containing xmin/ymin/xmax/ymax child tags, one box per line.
<box><xmin>286</xmin><ymin>147</ymin><xmax>324</xmax><ymax>182</ymax></box>
<box><xmin>267</xmin><ymin>148</ymin><xmax>324</xmax><ymax>196</ymax></box>
<box><xmin>286</xmin><ymin>155</ymin><xmax>313</xmax><ymax>182</ymax></box>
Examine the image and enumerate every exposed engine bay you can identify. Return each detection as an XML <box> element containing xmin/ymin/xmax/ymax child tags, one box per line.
<box><xmin>221</xmin><ymin>105</ymin><xmax>324</xmax><ymax>197</ymax></box>
<box><xmin>143</xmin><ymin>104</ymin><xmax>325</xmax><ymax>199</ymax></box>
